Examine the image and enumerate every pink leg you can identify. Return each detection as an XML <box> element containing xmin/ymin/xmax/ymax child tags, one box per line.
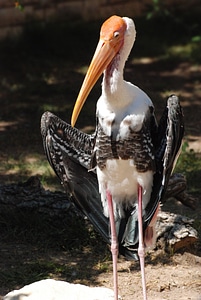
<box><xmin>138</xmin><ymin>185</ymin><xmax>147</xmax><ymax>300</ymax></box>
<box><xmin>106</xmin><ymin>190</ymin><xmax>118</xmax><ymax>300</ymax></box>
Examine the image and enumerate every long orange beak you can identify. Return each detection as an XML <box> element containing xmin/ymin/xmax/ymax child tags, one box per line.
<box><xmin>71</xmin><ymin>15</ymin><xmax>127</xmax><ymax>127</ymax></box>
<box><xmin>71</xmin><ymin>39</ymin><xmax>117</xmax><ymax>127</ymax></box>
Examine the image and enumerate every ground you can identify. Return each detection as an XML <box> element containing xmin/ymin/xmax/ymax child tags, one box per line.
<box><xmin>0</xmin><ymin>15</ymin><xmax>200</xmax><ymax>299</ymax></box>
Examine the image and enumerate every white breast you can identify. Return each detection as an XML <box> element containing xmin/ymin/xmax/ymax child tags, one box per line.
<box><xmin>97</xmin><ymin>82</ymin><xmax>153</xmax><ymax>136</ymax></box>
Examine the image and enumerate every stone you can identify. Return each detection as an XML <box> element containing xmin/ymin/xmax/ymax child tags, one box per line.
<box><xmin>3</xmin><ymin>279</ymin><xmax>118</xmax><ymax>300</ymax></box>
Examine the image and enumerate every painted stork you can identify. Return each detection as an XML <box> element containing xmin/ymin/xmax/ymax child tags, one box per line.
<box><xmin>41</xmin><ymin>15</ymin><xmax>184</xmax><ymax>300</ymax></box>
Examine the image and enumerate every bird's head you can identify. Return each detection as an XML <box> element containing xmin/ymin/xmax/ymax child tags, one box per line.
<box><xmin>71</xmin><ymin>15</ymin><xmax>135</xmax><ymax>127</ymax></box>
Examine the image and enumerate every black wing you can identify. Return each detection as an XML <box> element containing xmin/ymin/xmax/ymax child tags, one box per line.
<box><xmin>145</xmin><ymin>94</ymin><xmax>184</xmax><ymax>222</ymax></box>
<box><xmin>41</xmin><ymin>94</ymin><xmax>184</xmax><ymax>259</ymax></box>
<box><xmin>121</xmin><ymin>95</ymin><xmax>184</xmax><ymax>251</ymax></box>
<box><xmin>41</xmin><ymin>112</ymin><xmax>109</xmax><ymax>243</ymax></box>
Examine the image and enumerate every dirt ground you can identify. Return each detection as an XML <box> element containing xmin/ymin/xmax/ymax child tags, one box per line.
<box><xmin>0</xmin><ymin>17</ymin><xmax>201</xmax><ymax>300</ymax></box>
<box><xmin>0</xmin><ymin>242</ymin><xmax>200</xmax><ymax>300</ymax></box>
<box><xmin>100</xmin><ymin>252</ymin><xmax>201</xmax><ymax>300</ymax></box>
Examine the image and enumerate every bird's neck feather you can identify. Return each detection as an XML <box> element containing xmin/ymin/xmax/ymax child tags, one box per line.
<box><xmin>102</xmin><ymin>54</ymin><xmax>127</xmax><ymax>104</ymax></box>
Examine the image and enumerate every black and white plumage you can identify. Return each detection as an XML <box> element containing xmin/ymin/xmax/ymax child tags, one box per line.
<box><xmin>41</xmin><ymin>15</ymin><xmax>184</xmax><ymax>300</ymax></box>
<box><xmin>41</xmin><ymin>95</ymin><xmax>183</xmax><ymax>246</ymax></box>
<box><xmin>41</xmin><ymin>94</ymin><xmax>183</xmax><ymax>241</ymax></box>
<box><xmin>41</xmin><ymin>112</ymin><xmax>110</xmax><ymax>243</ymax></box>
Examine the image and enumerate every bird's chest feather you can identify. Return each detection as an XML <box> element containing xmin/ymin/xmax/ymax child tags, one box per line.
<box><xmin>95</xmin><ymin>112</ymin><xmax>155</xmax><ymax>173</ymax></box>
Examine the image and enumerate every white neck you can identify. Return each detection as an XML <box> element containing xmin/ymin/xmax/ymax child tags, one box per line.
<box><xmin>102</xmin><ymin>17</ymin><xmax>136</xmax><ymax>106</ymax></box>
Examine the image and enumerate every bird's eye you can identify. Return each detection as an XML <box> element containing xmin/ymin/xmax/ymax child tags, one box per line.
<box><xmin>113</xmin><ymin>31</ymin><xmax>119</xmax><ymax>38</ymax></box>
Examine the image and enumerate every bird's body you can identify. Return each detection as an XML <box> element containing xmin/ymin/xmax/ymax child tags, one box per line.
<box><xmin>41</xmin><ymin>15</ymin><xmax>184</xmax><ymax>300</ymax></box>
<box><xmin>95</xmin><ymin>89</ymin><xmax>155</xmax><ymax>220</ymax></box>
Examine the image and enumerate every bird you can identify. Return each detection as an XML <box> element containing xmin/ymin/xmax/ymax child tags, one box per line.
<box><xmin>41</xmin><ymin>15</ymin><xmax>184</xmax><ymax>300</ymax></box>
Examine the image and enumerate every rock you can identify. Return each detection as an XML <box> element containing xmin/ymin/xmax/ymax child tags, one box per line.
<box><xmin>3</xmin><ymin>279</ymin><xmax>118</xmax><ymax>300</ymax></box>
<box><xmin>156</xmin><ymin>211</ymin><xmax>198</xmax><ymax>252</ymax></box>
